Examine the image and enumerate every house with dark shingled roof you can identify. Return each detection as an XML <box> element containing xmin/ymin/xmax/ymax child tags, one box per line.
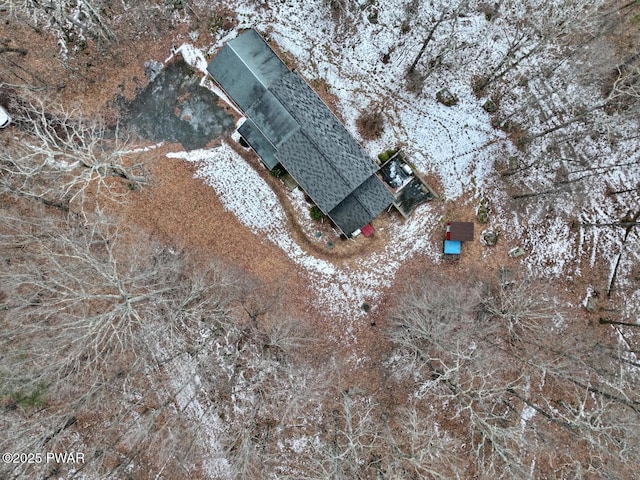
<box><xmin>206</xmin><ymin>29</ymin><xmax>395</xmax><ymax>237</ymax></box>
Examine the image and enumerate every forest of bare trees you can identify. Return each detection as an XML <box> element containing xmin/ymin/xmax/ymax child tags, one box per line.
<box><xmin>0</xmin><ymin>83</ymin><xmax>299</xmax><ymax>477</ymax></box>
<box><xmin>1</xmin><ymin>89</ymin><xmax>145</xmax><ymax>212</ymax></box>
<box><xmin>2</xmin><ymin>0</ymin><xmax>112</xmax><ymax>42</ymax></box>
<box><xmin>388</xmin><ymin>274</ymin><xmax>640</xmax><ymax>478</ymax></box>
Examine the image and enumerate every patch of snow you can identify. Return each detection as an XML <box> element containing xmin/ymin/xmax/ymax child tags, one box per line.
<box><xmin>523</xmin><ymin>216</ymin><xmax>575</xmax><ymax>278</ymax></box>
<box><xmin>288</xmin><ymin>436</ymin><xmax>310</xmax><ymax>454</ymax></box>
<box><xmin>520</xmin><ymin>405</ymin><xmax>537</xmax><ymax>437</ymax></box>
<box><xmin>123</xmin><ymin>141</ymin><xmax>165</xmax><ymax>154</ymax></box>
<box><xmin>169</xmin><ymin>43</ymin><xmax>209</xmax><ymax>74</ymax></box>
<box><xmin>45</xmin><ymin>157</ymin><xmax>79</xmax><ymax>171</ymax></box>
<box><xmin>168</xmin><ymin>146</ymin><xmax>286</xmax><ymax>231</ymax></box>
<box><xmin>168</xmin><ymin>351</ymin><xmax>231</xmax><ymax>479</ymax></box>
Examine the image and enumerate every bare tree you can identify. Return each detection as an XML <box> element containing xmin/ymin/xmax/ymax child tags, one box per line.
<box><xmin>295</xmin><ymin>392</ymin><xmax>381</xmax><ymax>480</ymax></box>
<box><xmin>1</xmin><ymin>90</ymin><xmax>146</xmax><ymax>216</ymax></box>
<box><xmin>404</xmin><ymin>0</ymin><xmax>470</xmax><ymax>91</ymax></box>
<box><xmin>1</xmin><ymin>0</ymin><xmax>115</xmax><ymax>42</ymax></box>
<box><xmin>480</xmin><ymin>278</ymin><xmax>563</xmax><ymax>343</ymax></box>
<box><xmin>0</xmin><ymin>206</ymin><xmax>240</xmax><ymax>478</ymax></box>
<box><xmin>215</xmin><ymin>316</ymin><xmax>326</xmax><ymax>478</ymax></box>
<box><xmin>387</xmin><ymin>272</ymin><xmax>640</xmax><ymax>478</ymax></box>
<box><xmin>387</xmin><ymin>274</ymin><xmax>530</xmax><ymax>477</ymax></box>
<box><xmin>1</xmin><ymin>213</ymin><xmax>196</xmax><ymax>383</ymax></box>
<box><xmin>383</xmin><ymin>406</ymin><xmax>464</xmax><ymax>479</ymax></box>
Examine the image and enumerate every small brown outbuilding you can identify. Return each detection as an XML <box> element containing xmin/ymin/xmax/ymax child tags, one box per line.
<box><xmin>446</xmin><ymin>222</ymin><xmax>474</xmax><ymax>242</ymax></box>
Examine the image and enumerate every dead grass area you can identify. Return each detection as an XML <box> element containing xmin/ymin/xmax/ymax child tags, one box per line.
<box><xmin>118</xmin><ymin>145</ymin><xmax>309</xmax><ymax>300</ymax></box>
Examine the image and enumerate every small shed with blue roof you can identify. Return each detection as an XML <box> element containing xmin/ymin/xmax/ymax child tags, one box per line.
<box><xmin>444</xmin><ymin>221</ymin><xmax>474</xmax><ymax>258</ymax></box>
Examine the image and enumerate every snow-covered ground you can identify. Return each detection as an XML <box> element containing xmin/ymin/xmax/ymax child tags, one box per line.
<box><xmin>164</xmin><ymin>9</ymin><xmax>507</xmax><ymax>327</ymax></box>
<box><xmin>165</xmin><ymin>0</ymin><xmax>638</xmax><ymax>326</ymax></box>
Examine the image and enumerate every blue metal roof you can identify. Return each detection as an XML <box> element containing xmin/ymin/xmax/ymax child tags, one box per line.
<box><xmin>444</xmin><ymin>240</ymin><xmax>461</xmax><ymax>255</ymax></box>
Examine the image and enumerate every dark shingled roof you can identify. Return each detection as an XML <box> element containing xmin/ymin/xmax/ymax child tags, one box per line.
<box><xmin>207</xmin><ymin>29</ymin><xmax>394</xmax><ymax>235</ymax></box>
<box><xmin>270</xmin><ymin>72</ymin><xmax>377</xmax><ymax>187</ymax></box>
<box><xmin>275</xmin><ymin>130</ymin><xmax>352</xmax><ymax>212</ymax></box>
<box><xmin>328</xmin><ymin>175</ymin><xmax>393</xmax><ymax>235</ymax></box>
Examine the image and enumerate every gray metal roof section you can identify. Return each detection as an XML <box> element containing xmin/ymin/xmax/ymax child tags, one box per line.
<box><xmin>206</xmin><ymin>30</ymin><xmax>289</xmax><ymax>112</ymax></box>
<box><xmin>328</xmin><ymin>175</ymin><xmax>394</xmax><ymax>235</ymax></box>
<box><xmin>245</xmin><ymin>90</ymin><xmax>299</xmax><ymax>148</ymax></box>
<box><xmin>237</xmin><ymin>120</ymin><xmax>279</xmax><ymax>170</ymax></box>
<box><xmin>270</xmin><ymin>72</ymin><xmax>376</xmax><ymax>189</ymax></box>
